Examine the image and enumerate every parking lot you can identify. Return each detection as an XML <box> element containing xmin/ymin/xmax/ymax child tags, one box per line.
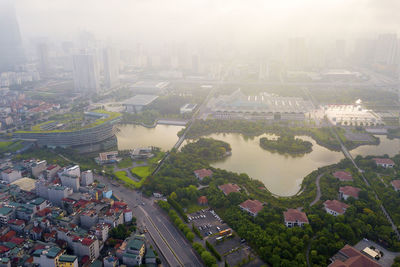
<box><xmin>188</xmin><ymin>209</ymin><xmax>261</xmax><ymax>266</ymax></box>
<box><xmin>188</xmin><ymin>208</ymin><xmax>226</xmax><ymax>237</ymax></box>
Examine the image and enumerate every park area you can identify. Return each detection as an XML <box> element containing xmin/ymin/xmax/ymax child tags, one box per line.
<box><xmin>112</xmin><ymin>151</ymin><xmax>164</xmax><ymax>189</ymax></box>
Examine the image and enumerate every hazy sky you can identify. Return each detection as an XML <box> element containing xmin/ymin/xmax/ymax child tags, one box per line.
<box><xmin>14</xmin><ymin>0</ymin><xmax>400</xmax><ymax>45</ymax></box>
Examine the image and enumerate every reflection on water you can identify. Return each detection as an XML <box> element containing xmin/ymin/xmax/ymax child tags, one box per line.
<box><xmin>350</xmin><ymin>135</ymin><xmax>400</xmax><ymax>158</ymax></box>
<box><xmin>194</xmin><ymin>133</ymin><xmax>345</xmax><ymax>196</ymax></box>
<box><xmin>115</xmin><ymin>124</ymin><xmax>399</xmax><ymax>197</ymax></box>
<box><xmin>116</xmin><ymin>124</ymin><xmax>184</xmax><ymax>151</ymax></box>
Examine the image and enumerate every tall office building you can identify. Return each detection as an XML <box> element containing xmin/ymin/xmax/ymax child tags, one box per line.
<box><xmin>0</xmin><ymin>0</ymin><xmax>25</xmax><ymax>72</ymax></box>
<box><xmin>374</xmin><ymin>34</ymin><xmax>398</xmax><ymax>66</ymax></box>
<box><xmin>287</xmin><ymin>38</ymin><xmax>308</xmax><ymax>70</ymax></box>
<box><xmin>103</xmin><ymin>47</ymin><xmax>120</xmax><ymax>89</ymax></box>
<box><xmin>72</xmin><ymin>53</ymin><xmax>100</xmax><ymax>93</ymax></box>
<box><xmin>37</xmin><ymin>43</ymin><xmax>50</xmax><ymax>76</ymax></box>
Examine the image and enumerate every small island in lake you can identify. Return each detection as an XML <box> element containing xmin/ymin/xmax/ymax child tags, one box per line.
<box><xmin>259</xmin><ymin>134</ymin><xmax>312</xmax><ymax>154</ymax></box>
<box><xmin>181</xmin><ymin>137</ymin><xmax>232</xmax><ymax>160</ymax></box>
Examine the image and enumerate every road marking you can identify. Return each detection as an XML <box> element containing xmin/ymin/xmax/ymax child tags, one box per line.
<box><xmin>145</xmin><ymin>214</ymin><xmax>184</xmax><ymax>266</ymax></box>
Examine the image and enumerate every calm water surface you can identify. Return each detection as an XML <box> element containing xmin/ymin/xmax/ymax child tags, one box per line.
<box><xmin>116</xmin><ymin>124</ymin><xmax>184</xmax><ymax>151</ymax></box>
<box><xmin>350</xmin><ymin>135</ymin><xmax>400</xmax><ymax>158</ymax></box>
<box><xmin>196</xmin><ymin>133</ymin><xmax>344</xmax><ymax>196</ymax></box>
<box><xmin>116</xmin><ymin>125</ymin><xmax>399</xmax><ymax>196</ymax></box>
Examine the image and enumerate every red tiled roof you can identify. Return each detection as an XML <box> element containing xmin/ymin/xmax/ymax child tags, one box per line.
<box><xmin>373</xmin><ymin>158</ymin><xmax>395</xmax><ymax>165</ymax></box>
<box><xmin>333</xmin><ymin>171</ymin><xmax>353</xmax><ymax>181</ymax></box>
<box><xmin>329</xmin><ymin>244</ymin><xmax>382</xmax><ymax>267</ymax></box>
<box><xmin>324</xmin><ymin>200</ymin><xmax>349</xmax><ymax>214</ymax></box>
<box><xmin>8</xmin><ymin>219</ymin><xmax>25</xmax><ymax>226</ymax></box>
<box><xmin>194</xmin><ymin>169</ymin><xmax>213</xmax><ymax>179</ymax></box>
<box><xmin>391</xmin><ymin>180</ymin><xmax>400</xmax><ymax>190</ymax></box>
<box><xmin>36</xmin><ymin>208</ymin><xmax>51</xmax><ymax>217</ymax></box>
<box><xmin>339</xmin><ymin>186</ymin><xmax>361</xmax><ymax>198</ymax></box>
<box><xmin>218</xmin><ymin>183</ymin><xmax>241</xmax><ymax>195</ymax></box>
<box><xmin>0</xmin><ymin>245</ymin><xmax>10</xmax><ymax>253</ymax></box>
<box><xmin>0</xmin><ymin>231</ymin><xmax>16</xmax><ymax>242</ymax></box>
<box><xmin>46</xmin><ymin>165</ymin><xmax>59</xmax><ymax>171</ymax></box>
<box><xmin>113</xmin><ymin>202</ymin><xmax>127</xmax><ymax>208</ymax></box>
<box><xmin>284</xmin><ymin>209</ymin><xmax>309</xmax><ymax>224</ymax></box>
<box><xmin>81</xmin><ymin>238</ymin><xmax>94</xmax><ymax>246</ymax></box>
<box><xmin>197</xmin><ymin>196</ymin><xmax>208</xmax><ymax>205</ymax></box>
<box><xmin>32</xmin><ymin>227</ymin><xmax>42</xmax><ymax>234</ymax></box>
<box><xmin>239</xmin><ymin>199</ymin><xmax>263</xmax><ymax>215</ymax></box>
<box><xmin>9</xmin><ymin>237</ymin><xmax>24</xmax><ymax>245</ymax></box>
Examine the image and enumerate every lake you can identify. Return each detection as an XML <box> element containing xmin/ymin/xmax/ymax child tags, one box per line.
<box><xmin>115</xmin><ymin>124</ymin><xmax>184</xmax><ymax>151</ymax></box>
<box><xmin>196</xmin><ymin>133</ymin><xmax>344</xmax><ymax>196</ymax></box>
<box><xmin>115</xmin><ymin>124</ymin><xmax>399</xmax><ymax>196</ymax></box>
<box><xmin>350</xmin><ymin>135</ymin><xmax>400</xmax><ymax>158</ymax></box>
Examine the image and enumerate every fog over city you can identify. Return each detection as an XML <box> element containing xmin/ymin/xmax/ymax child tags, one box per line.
<box><xmin>13</xmin><ymin>0</ymin><xmax>400</xmax><ymax>44</ymax></box>
<box><xmin>0</xmin><ymin>0</ymin><xmax>400</xmax><ymax>266</ymax></box>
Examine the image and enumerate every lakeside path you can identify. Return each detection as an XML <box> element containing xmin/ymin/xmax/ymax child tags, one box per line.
<box><xmin>310</xmin><ymin>173</ymin><xmax>324</xmax><ymax>206</ymax></box>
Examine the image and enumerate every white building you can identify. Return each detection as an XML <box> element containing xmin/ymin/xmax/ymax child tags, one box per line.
<box><xmin>180</xmin><ymin>103</ymin><xmax>197</xmax><ymax>114</ymax></box>
<box><xmin>81</xmin><ymin>170</ymin><xmax>94</xmax><ymax>186</ymax></box>
<box><xmin>325</xmin><ymin>102</ymin><xmax>382</xmax><ymax>126</ymax></box>
<box><xmin>1</xmin><ymin>169</ymin><xmax>22</xmax><ymax>183</ymax></box>
<box><xmin>72</xmin><ymin>53</ymin><xmax>100</xmax><ymax>93</ymax></box>
<box><xmin>59</xmin><ymin>165</ymin><xmax>80</xmax><ymax>192</ymax></box>
<box><xmin>31</xmin><ymin>160</ymin><xmax>47</xmax><ymax>178</ymax></box>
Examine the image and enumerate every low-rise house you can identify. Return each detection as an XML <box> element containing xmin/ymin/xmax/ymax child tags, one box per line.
<box><xmin>324</xmin><ymin>200</ymin><xmax>349</xmax><ymax>216</ymax></box>
<box><xmin>8</xmin><ymin>220</ymin><xmax>25</xmax><ymax>233</ymax></box>
<box><xmin>373</xmin><ymin>158</ymin><xmax>395</xmax><ymax>168</ymax></box>
<box><xmin>58</xmin><ymin>254</ymin><xmax>78</xmax><ymax>267</ymax></box>
<box><xmin>0</xmin><ymin>208</ymin><xmax>14</xmax><ymax>225</ymax></box>
<box><xmin>33</xmin><ymin>246</ymin><xmax>63</xmax><ymax>267</ymax></box>
<box><xmin>283</xmin><ymin>209</ymin><xmax>309</xmax><ymax>227</ymax></box>
<box><xmin>198</xmin><ymin>196</ymin><xmax>208</xmax><ymax>206</ymax></box>
<box><xmin>0</xmin><ymin>257</ymin><xmax>10</xmax><ymax>267</ymax></box>
<box><xmin>339</xmin><ymin>186</ymin><xmax>361</xmax><ymax>200</ymax></box>
<box><xmin>239</xmin><ymin>199</ymin><xmax>263</xmax><ymax>217</ymax></box>
<box><xmin>80</xmin><ymin>210</ymin><xmax>99</xmax><ymax>229</ymax></box>
<box><xmin>95</xmin><ymin>151</ymin><xmax>119</xmax><ymax>165</ymax></box>
<box><xmin>218</xmin><ymin>183</ymin><xmax>241</xmax><ymax>196</ymax></box>
<box><xmin>194</xmin><ymin>169</ymin><xmax>213</xmax><ymax>181</ymax></box>
<box><xmin>45</xmin><ymin>165</ymin><xmax>61</xmax><ymax>180</ymax></box>
<box><xmin>329</xmin><ymin>244</ymin><xmax>381</xmax><ymax>267</ymax></box>
<box><xmin>103</xmin><ymin>255</ymin><xmax>118</xmax><ymax>267</ymax></box>
<box><xmin>145</xmin><ymin>248</ymin><xmax>157</xmax><ymax>266</ymax></box>
<box><xmin>391</xmin><ymin>180</ymin><xmax>400</xmax><ymax>192</ymax></box>
<box><xmin>123</xmin><ymin>236</ymin><xmax>145</xmax><ymax>267</ymax></box>
<box><xmin>333</xmin><ymin>171</ymin><xmax>353</xmax><ymax>182</ymax></box>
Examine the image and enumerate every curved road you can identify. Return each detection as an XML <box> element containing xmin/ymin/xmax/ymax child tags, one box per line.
<box><xmin>310</xmin><ymin>173</ymin><xmax>324</xmax><ymax>206</ymax></box>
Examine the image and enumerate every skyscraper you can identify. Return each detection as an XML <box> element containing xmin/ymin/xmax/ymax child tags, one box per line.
<box><xmin>103</xmin><ymin>47</ymin><xmax>120</xmax><ymax>89</ymax></box>
<box><xmin>37</xmin><ymin>43</ymin><xmax>50</xmax><ymax>76</ymax></box>
<box><xmin>72</xmin><ymin>53</ymin><xmax>100</xmax><ymax>93</ymax></box>
<box><xmin>0</xmin><ymin>0</ymin><xmax>25</xmax><ymax>72</ymax></box>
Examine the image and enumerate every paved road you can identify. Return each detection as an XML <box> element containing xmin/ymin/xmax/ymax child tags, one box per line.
<box><xmin>310</xmin><ymin>173</ymin><xmax>324</xmax><ymax>206</ymax></box>
<box><xmin>96</xmin><ymin>174</ymin><xmax>204</xmax><ymax>267</ymax></box>
<box><xmin>330</xmin><ymin>128</ymin><xmax>400</xmax><ymax>240</ymax></box>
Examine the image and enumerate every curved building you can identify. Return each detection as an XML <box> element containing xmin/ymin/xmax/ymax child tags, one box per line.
<box><xmin>14</xmin><ymin>111</ymin><xmax>121</xmax><ymax>148</ymax></box>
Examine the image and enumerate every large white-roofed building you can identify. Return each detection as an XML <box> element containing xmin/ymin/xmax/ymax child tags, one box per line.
<box><xmin>122</xmin><ymin>95</ymin><xmax>159</xmax><ymax>113</ymax></box>
<box><xmin>324</xmin><ymin>101</ymin><xmax>383</xmax><ymax>126</ymax></box>
<box><xmin>207</xmin><ymin>89</ymin><xmax>313</xmax><ymax>121</ymax></box>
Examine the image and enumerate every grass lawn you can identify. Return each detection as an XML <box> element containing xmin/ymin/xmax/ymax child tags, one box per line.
<box><xmin>148</xmin><ymin>151</ymin><xmax>165</xmax><ymax>165</ymax></box>
<box><xmin>114</xmin><ymin>170</ymin><xmax>147</xmax><ymax>189</ymax></box>
<box><xmin>0</xmin><ymin>141</ymin><xmax>14</xmax><ymax>149</ymax></box>
<box><xmin>117</xmin><ymin>157</ymin><xmax>132</xmax><ymax>168</ymax></box>
<box><xmin>130</xmin><ymin>166</ymin><xmax>151</xmax><ymax>179</ymax></box>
